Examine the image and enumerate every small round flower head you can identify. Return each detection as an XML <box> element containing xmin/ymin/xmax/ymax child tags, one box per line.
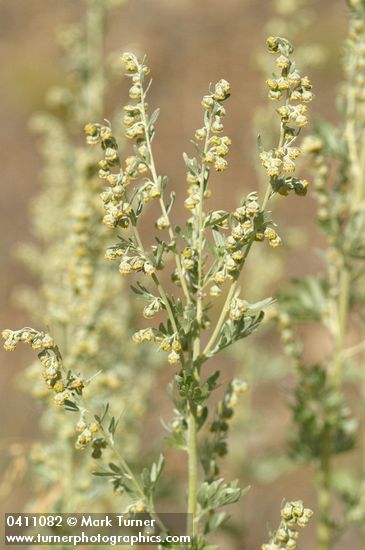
<box><xmin>216</xmin><ymin>143</ymin><xmax>229</xmax><ymax>157</ymax></box>
<box><xmin>143</xmin><ymin>261</ymin><xmax>155</xmax><ymax>276</ymax></box>
<box><xmin>210</xmin><ymin>284</ymin><xmax>222</xmax><ymax>297</ymax></box>
<box><xmin>160</xmin><ymin>338</ymin><xmax>171</xmax><ymax>352</ymax></box>
<box><xmin>76</xmin><ymin>419</ymin><xmax>88</xmax><ymax>433</ymax></box>
<box><xmin>155</xmin><ymin>216</ymin><xmax>169</xmax><ymax>230</ymax></box>
<box><xmin>213</xmin><ymin>79</ymin><xmax>231</xmax><ymax>101</ymax></box>
<box><xmin>2</xmin><ymin>330</ymin><xmax>19</xmax><ymax>351</ymax></box>
<box><xmin>212</xmin><ymin>117</ymin><xmax>224</xmax><ymax>133</ymax></box>
<box><xmin>131</xmin><ymin>257</ymin><xmax>144</xmax><ymax>271</ymax></box>
<box><xmin>89</xmin><ymin>422</ymin><xmax>99</xmax><ymax>433</ymax></box>
<box><xmin>184</xmin><ymin>194</ymin><xmax>200</xmax><ymax>210</ymax></box>
<box><xmin>266</xmin><ymin>36</ymin><xmax>294</xmax><ymax>56</ymax></box>
<box><xmin>119</xmin><ymin>260</ymin><xmax>132</xmax><ymax>275</ymax></box>
<box><xmin>269</xmin><ymin>235</ymin><xmax>282</xmax><ymax>248</ymax></box>
<box><xmin>121</xmin><ymin>52</ymin><xmax>138</xmax><ymax>73</ymax></box>
<box><xmin>232</xmin><ymin>379</ymin><xmax>248</xmax><ymax>394</ymax></box>
<box><xmin>195</xmin><ymin>128</ymin><xmax>207</xmax><ymax>140</ymax></box>
<box><xmin>168</xmin><ymin>350</ymin><xmax>180</xmax><ymax>365</ymax></box>
<box><xmin>265</xmin><ymin>227</ymin><xmax>277</xmax><ymax>239</ymax></box>
<box><xmin>201</xmin><ymin>95</ymin><xmax>214</xmax><ymax>110</ymax></box>
<box><xmin>44</xmin><ymin>366</ymin><xmax>59</xmax><ymax>381</ymax></box>
<box><xmin>42</xmin><ymin>334</ymin><xmax>55</xmax><ymax>349</ymax></box>
<box><xmin>186</xmin><ymin>172</ymin><xmax>199</xmax><ymax>184</ymax></box>
<box><xmin>129</xmin><ymin>85</ymin><xmax>142</xmax><ymax>100</ymax></box>
<box><xmin>21</xmin><ymin>331</ymin><xmax>33</xmax><ymax>344</ymax></box>
<box><xmin>149</xmin><ymin>184</ymin><xmax>161</xmax><ymax>198</ymax></box>
<box><xmin>132</xmin><ymin>331</ymin><xmax>142</xmax><ymax>344</ymax></box>
<box><xmin>53</xmin><ymin>390</ymin><xmax>72</xmax><ymax>407</ymax></box>
<box><xmin>214</xmin><ymin>157</ymin><xmax>228</xmax><ymax>172</ymax></box>
<box><xmin>171</xmin><ymin>338</ymin><xmax>182</xmax><ymax>352</ymax></box>
<box><xmin>2</xmin><ymin>329</ymin><xmax>13</xmax><ymax>340</ymax></box>
<box><xmin>53</xmin><ymin>381</ymin><xmax>65</xmax><ymax>393</ymax></box>
<box><xmin>283</xmin><ymin>156</ymin><xmax>296</xmax><ymax>173</ymax></box>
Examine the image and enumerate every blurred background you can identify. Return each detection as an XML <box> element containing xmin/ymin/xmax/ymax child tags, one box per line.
<box><xmin>0</xmin><ymin>0</ymin><xmax>356</xmax><ymax>548</ymax></box>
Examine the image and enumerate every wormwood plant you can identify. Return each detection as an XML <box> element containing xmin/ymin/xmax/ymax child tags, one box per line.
<box><xmin>5</xmin><ymin>0</ymin><xmax>156</xmax><ymax>517</ymax></box>
<box><xmin>277</xmin><ymin>1</ymin><xmax>365</xmax><ymax>548</ymax></box>
<box><xmin>4</xmin><ymin>36</ymin><xmax>313</xmax><ymax>548</ymax></box>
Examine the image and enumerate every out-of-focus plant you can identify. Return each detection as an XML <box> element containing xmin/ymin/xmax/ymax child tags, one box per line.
<box><xmin>230</xmin><ymin>0</ymin><xmax>327</xmax><ymax>493</ymax></box>
<box><xmin>3</xmin><ymin>32</ymin><xmax>313</xmax><ymax>549</ymax></box>
<box><xmin>278</xmin><ymin>1</ymin><xmax>365</xmax><ymax>548</ymax></box>
<box><xmin>6</xmin><ymin>0</ymin><xmax>156</xmax><ymax>515</ymax></box>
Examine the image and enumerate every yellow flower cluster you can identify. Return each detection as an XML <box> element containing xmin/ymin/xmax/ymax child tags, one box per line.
<box><xmin>132</xmin><ymin>327</ymin><xmax>182</xmax><ymax>365</ymax></box>
<box><xmin>260</xmin><ymin>37</ymin><xmax>312</xmax><ymax>196</ymax></box>
<box><xmin>2</xmin><ymin>328</ymin><xmax>85</xmax><ymax>408</ymax></box>
<box><xmin>262</xmin><ymin>500</ymin><xmax>313</xmax><ymax>550</ymax></box>
<box><xmin>184</xmin><ymin>80</ymin><xmax>231</xmax><ymax>211</ymax></box>
<box><xmin>208</xmin><ymin>192</ymin><xmax>281</xmax><ymax>295</ymax></box>
<box><xmin>75</xmin><ymin>414</ymin><xmax>106</xmax><ymax>456</ymax></box>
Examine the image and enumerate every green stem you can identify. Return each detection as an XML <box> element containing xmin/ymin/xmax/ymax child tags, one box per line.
<box><xmin>330</xmin><ymin>267</ymin><xmax>350</xmax><ymax>387</ymax></box>
<box><xmin>152</xmin><ymin>273</ymin><xmax>179</xmax><ymax>335</ymax></box>
<box><xmin>186</xmin><ymin>114</ymin><xmax>212</xmax><ymax>541</ymax></box>
<box><xmin>109</xmin><ymin>441</ymin><xmax>145</xmax><ymax>499</ymax></box>
<box><xmin>187</xmin><ymin>411</ymin><xmax>198</xmax><ymax>539</ymax></box>
<box><xmin>317</xmin><ymin>436</ymin><xmax>331</xmax><ymax>550</ymax></box>
<box><xmin>203</xmin><ymin>282</ymin><xmax>237</xmax><ymax>357</ymax></box>
<box><xmin>109</xmin><ymin>443</ymin><xmax>168</xmax><ymax>534</ymax></box>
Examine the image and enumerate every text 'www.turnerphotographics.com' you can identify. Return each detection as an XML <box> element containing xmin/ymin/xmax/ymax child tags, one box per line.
<box><xmin>5</xmin><ymin>513</ymin><xmax>191</xmax><ymax>546</ymax></box>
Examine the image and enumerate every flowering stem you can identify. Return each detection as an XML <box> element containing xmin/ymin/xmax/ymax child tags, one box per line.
<box><xmin>203</xmin><ymin>182</ymin><xmax>272</xmax><ymax>358</ymax></box>
<box><xmin>77</xmin><ymin>40</ymin><xmax>312</xmax><ymax>547</ymax></box>
<box><xmin>187</xmin><ymin>410</ymin><xmax>197</xmax><ymax>538</ymax></box>
<box><xmin>186</xmin><ymin>107</ymin><xmax>214</xmax><ymax>540</ymax></box>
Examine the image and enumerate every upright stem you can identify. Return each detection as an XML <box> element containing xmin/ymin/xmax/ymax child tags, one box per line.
<box><xmin>317</xmin><ymin>440</ymin><xmax>331</xmax><ymax>550</ymax></box>
<box><xmin>186</xmin><ymin>115</ymin><xmax>212</xmax><ymax>540</ymax></box>
<box><xmin>187</xmin><ymin>412</ymin><xmax>198</xmax><ymax>538</ymax></box>
<box><xmin>346</xmin><ymin>25</ymin><xmax>365</xmax><ymax>508</ymax></box>
<box><xmin>315</xmin><ymin>20</ymin><xmax>365</xmax><ymax>548</ymax></box>
<box><xmin>330</xmin><ymin>267</ymin><xmax>350</xmax><ymax>387</ymax></box>
<box><xmin>316</xmin><ymin>264</ymin><xmax>351</xmax><ymax>550</ymax></box>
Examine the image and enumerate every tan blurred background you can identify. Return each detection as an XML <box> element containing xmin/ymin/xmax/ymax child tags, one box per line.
<box><xmin>0</xmin><ymin>0</ymin><xmax>354</xmax><ymax>548</ymax></box>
